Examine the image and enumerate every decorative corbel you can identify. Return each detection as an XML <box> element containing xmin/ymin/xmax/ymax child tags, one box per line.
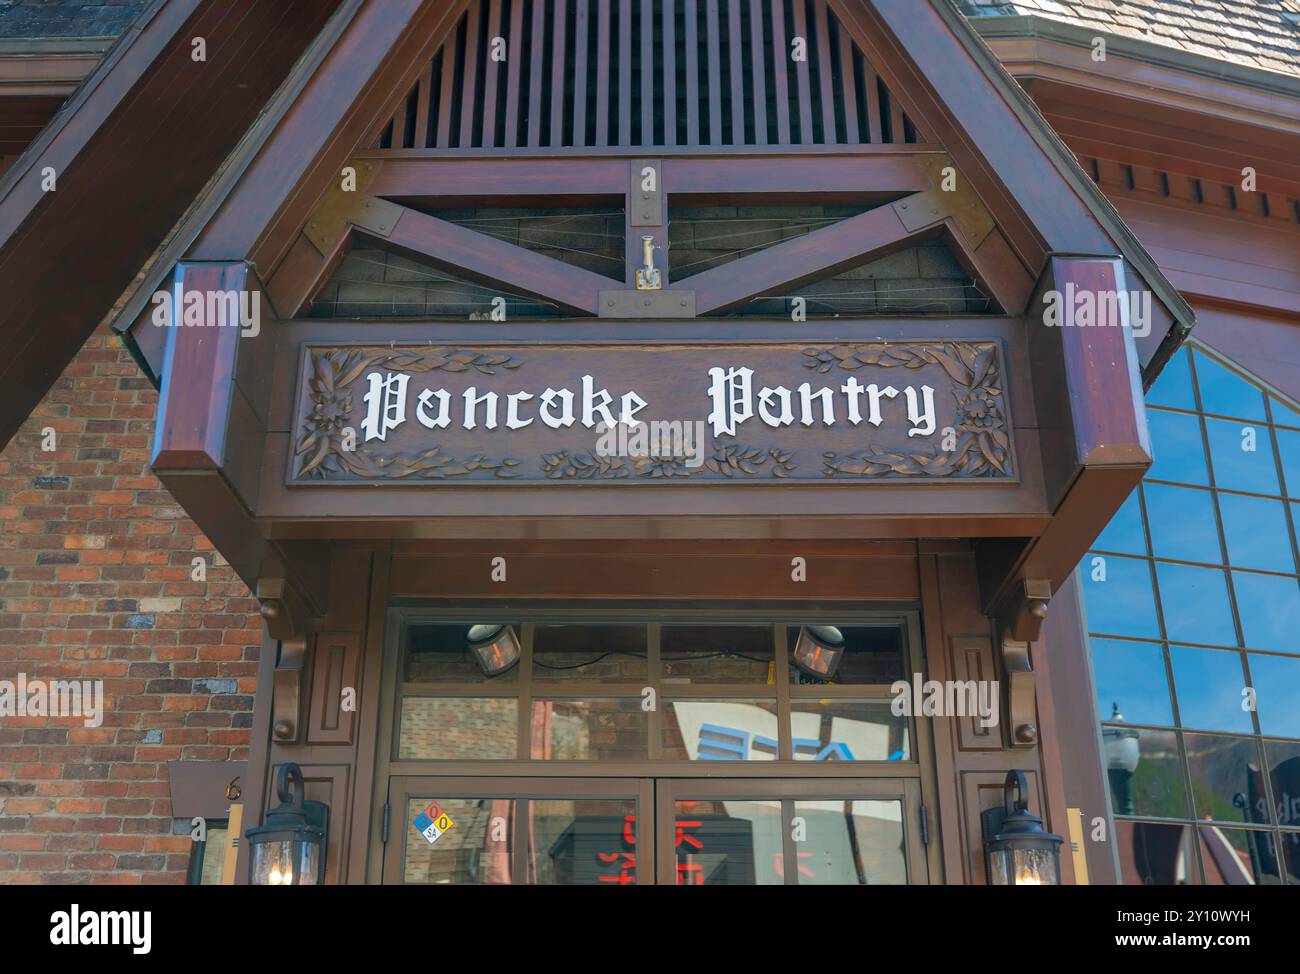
<box><xmin>995</xmin><ymin>579</ymin><xmax>1051</xmax><ymax>748</ymax></box>
<box><xmin>257</xmin><ymin>577</ymin><xmax>314</xmax><ymax>745</ymax></box>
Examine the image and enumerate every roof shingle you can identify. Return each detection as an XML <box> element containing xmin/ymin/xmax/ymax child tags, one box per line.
<box><xmin>960</xmin><ymin>0</ymin><xmax>1300</xmax><ymax>79</ymax></box>
<box><xmin>0</xmin><ymin>1</ymin><xmax>147</xmax><ymax>40</ymax></box>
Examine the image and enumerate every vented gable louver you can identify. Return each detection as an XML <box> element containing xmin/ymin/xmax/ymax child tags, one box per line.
<box><xmin>374</xmin><ymin>0</ymin><xmax>924</xmax><ymax>150</ymax></box>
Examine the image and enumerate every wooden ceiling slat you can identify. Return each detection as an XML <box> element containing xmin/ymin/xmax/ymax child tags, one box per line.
<box><xmin>550</xmin><ymin>0</ymin><xmax>568</xmax><ymax>146</ymax></box>
<box><xmin>504</xmin><ymin>0</ymin><xmax>526</xmax><ymax>146</ymax></box>
<box><xmin>481</xmin><ymin>0</ymin><xmax>504</xmax><ymax>148</ymax></box>
<box><xmin>412</xmin><ymin>59</ymin><xmax>434</xmax><ymax>147</ymax></box>
<box><xmin>619</xmin><ymin>0</ymin><xmax>632</xmax><ymax>145</ymax></box>
<box><xmin>595</xmin><ymin>0</ymin><xmax>612</xmax><ymax>145</ymax></box>
<box><xmin>862</xmin><ymin>55</ymin><xmax>883</xmax><ymax>143</ymax></box>
<box><xmin>573</xmin><ymin>0</ymin><xmax>591</xmax><ymax>146</ymax></box>
<box><xmin>459</xmin><ymin>0</ymin><xmax>483</xmax><ymax>147</ymax></box>
<box><xmin>640</xmin><ymin>0</ymin><xmax>655</xmax><ymax>145</ymax></box>
<box><xmin>436</xmin><ymin>34</ymin><xmax>456</xmax><ymax>147</ymax></box>
<box><xmin>706</xmin><ymin>0</ymin><xmax>723</xmax><ymax>145</ymax></box>
<box><xmin>727</xmin><ymin>0</ymin><xmax>745</xmax><ymax>144</ymax></box>
<box><xmin>814</xmin><ymin>0</ymin><xmax>836</xmax><ymax>143</ymax></box>
<box><xmin>790</xmin><ymin>0</ymin><xmax>813</xmax><ymax>143</ymax></box>
<box><xmin>749</xmin><ymin>0</ymin><xmax>768</xmax><ymax>145</ymax></box>
<box><xmin>837</xmin><ymin>14</ymin><xmax>859</xmax><ymax>142</ymax></box>
<box><xmin>529</xmin><ymin>0</ymin><xmax>547</xmax><ymax>146</ymax></box>
<box><xmin>662</xmin><ymin>0</ymin><xmax>677</xmax><ymax>146</ymax></box>
<box><xmin>769</xmin><ymin>0</ymin><xmax>791</xmax><ymax>144</ymax></box>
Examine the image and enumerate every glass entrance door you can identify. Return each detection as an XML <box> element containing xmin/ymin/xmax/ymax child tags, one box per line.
<box><xmin>383</xmin><ymin>777</ymin><xmax>927</xmax><ymax>885</ymax></box>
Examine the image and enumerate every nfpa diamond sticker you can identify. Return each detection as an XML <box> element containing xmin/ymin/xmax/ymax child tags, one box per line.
<box><xmin>412</xmin><ymin>800</ymin><xmax>455</xmax><ymax>846</ymax></box>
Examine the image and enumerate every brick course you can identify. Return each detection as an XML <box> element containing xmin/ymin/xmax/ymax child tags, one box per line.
<box><xmin>0</xmin><ymin>324</ymin><xmax>260</xmax><ymax>885</ymax></box>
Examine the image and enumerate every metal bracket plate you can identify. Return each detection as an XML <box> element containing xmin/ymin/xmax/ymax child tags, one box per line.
<box><xmin>893</xmin><ymin>155</ymin><xmax>996</xmax><ymax>247</ymax></box>
<box><xmin>599</xmin><ymin>289</ymin><xmax>696</xmax><ymax>318</ymax></box>
<box><xmin>303</xmin><ymin>159</ymin><xmax>384</xmax><ymax>255</ymax></box>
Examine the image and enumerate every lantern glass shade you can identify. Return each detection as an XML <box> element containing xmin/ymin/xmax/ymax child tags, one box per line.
<box><xmin>467</xmin><ymin>624</ymin><xmax>520</xmax><ymax>677</ymax></box>
<box><xmin>250</xmin><ymin>836</ymin><xmax>322</xmax><ymax>886</ymax></box>
<box><xmin>245</xmin><ymin>763</ymin><xmax>328</xmax><ymax>886</ymax></box>
<box><xmin>981</xmin><ymin>770</ymin><xmax>1064</xmax><ymax>885</ymax></box>
<box><xmin>791</xmin><ymin>625</ymin><xmax>845</xmax><ymax>680</ymax></box>
<box><xmin>986</xmin><ymin>843</ymin><xmax>1061</xmax><ymax>886</ymax></box>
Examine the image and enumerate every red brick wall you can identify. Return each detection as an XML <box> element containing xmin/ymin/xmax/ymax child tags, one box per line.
<box><xmin>0</xmin><ymin>323</ymin><xmax>261</xmax><ymax>885</ymax></box>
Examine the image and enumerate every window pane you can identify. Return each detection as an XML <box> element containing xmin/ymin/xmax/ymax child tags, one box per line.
<box><xmin>398</xmin><ymin>697</ymin><xmax>518</xmax><ymax>759</ymax></box>
<box><xmin>1155</xmin><ymin>562</ymin><xmax>1237</xmax><ymax>647</ymax></box>
<box><xmin>673</xmin><ymin>798</ymin><xmax>783</xmax><ymax>885</ymax></box>
<box><xmin>1147</xmin><ymin>409</ymin><xmax>1208</xmax><ymax>486</ymax></box>
<box><xmin>1147</xmin><ymin>347</ymin><xmax>1196</xmax><ymax>411</ymax></box>
<box><xmin>1094</xmin><ymin>488</ymin><xmax>1147</xmax><ymax>556</ymax></box>
<box><xmin>662</xmin><ymin>699</ymin><xmax>779</xmax><ymax>760</ymax></box>
<box><xmin>1205</xmin><ymin>417</ymin><xmax>1279</xmax><ymax>495</ymax></box>
<box><xmin>532</xmin><ymin>624</ymin><xmax>647</xmax><ymax>682</ymax></box>
<box><xmin>1114</xmin><ymin>820</ymin><xmax>1196</xmax><ymax>884</ymax></box>
<box><xmin>1249</xmin><ymin>654</ymin><xmax>1300</xmax><ymax>738</ymax></box>
<box><xmin>1234</xmin><ymin>572</ymin><xmax>1300</xmax><ymax>653</ymax></box>
<box><xmin>1183</xmin><ymin>732</ymin><xmax>1265</xmax><ymax>825</ymax></box>
<box><xmin>1143</xmin><ymin>484</ymin><xmax>1221</xmax><ymax>563</ymax></box>
<box><xmin>1091</xmin><ymin>638</ymin><xmax>1172</xmax><ymax>727</ymax></box>
<box><xmin>1192</xmin><ymin>349</ymin><xmax>1266</xmax><ymax>422</ymax></box>
<box><xmin>790</xmin><ymin>699</ymin><xmax>909</xmax><ymax>761</ymax></box>
<box><xmin>786</xmin><ymin>624</ymin><xmax>907</xmax><ymax>686</ymax></box>
<box><xmin>661</xmin><ymin>626</ymin><xmax>773</xmax><ymax>684</ymax></box>
<box><xmin>1104</xmin><ymin>726</ymin><xmax>1189</xmax><ymax>818</ymax></box>
<box><xmin>1264</xmin><ymin>741</ymin><xmax>1300</xmax><ymax>830</ymax></box>
<box><xmin>1169</xmin><ymin>646</ymin><xmax>1251</xmax><ymax>734</ymax></box>
<box><xmin>1271</xmin><ymin>396</ymin><xmax>1300</xmax><ymax>430</ymax></box>
<box><xmin>528</xmin><ymin>799</ymin><xmax>639</xmax><ymax>885</ymax></box>
<box><xmin>529</xmin><ymin>698</ymin><xmax>647</xmax><ymax>760</ymax></box>
<box><xmin>1197</xmin><ymin>826</ymin><xmax>1279</xmax><ymax>885</ymax></box>
<box><xmin>1219</xmin><ymin>494</ymin><xmax>1295</xmax><ymax>572</ymax></box>
<box><xmin>404</xmin><ymin>623</ymin><xmax>517</xmax><ymax>684</ymax></box>
<box><xmin>1080</xmin><ymin>554</ymin><xmax>1160</xmax><ymax>639</ymax></box>
<box><xmin>1277</xmin><ymin>428</ymin><xmax>1300</xmax><ymax>497</ymax></box>
<box><xmin>794</xmin><ymin>799</ymin><xmax>907</xmax><ymax>885</ymax></box>
<box><xmin>403</xmin><ymin>797</ymin><xmax>515</xmax><ymax>884</ymax></box>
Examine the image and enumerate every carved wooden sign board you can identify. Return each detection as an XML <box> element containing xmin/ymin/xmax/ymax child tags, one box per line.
<box><xmin>289</xmin><ymin>341</ymin><xmax>1015</xmax><ymax>485</ymax></box>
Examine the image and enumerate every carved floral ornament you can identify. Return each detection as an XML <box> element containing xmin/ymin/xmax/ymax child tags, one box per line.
<box><xmin>291</xmin><ymin>342</ymin><xmax>1013</xmax><ymax>485</ymax></box>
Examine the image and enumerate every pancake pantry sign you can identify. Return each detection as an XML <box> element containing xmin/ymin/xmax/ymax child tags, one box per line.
<box><xmin>289</xmin><ymin>341</ymin><xmax>1013</xmax><ymax>485</ymax></box>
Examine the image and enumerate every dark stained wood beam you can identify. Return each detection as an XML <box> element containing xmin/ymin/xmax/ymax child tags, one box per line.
<box><xmin>357</xmin><ymin>201</ymin><xmax>620</xmax><ymax>315</ymax></box>
<box><xmin>368</xmin><ymin>156</ymin><xmax>627</xmax><ymax>202</ymax></box>
<box><xmin>0</xmin><ymin>0</ymin><xmax>339</xmax><ymax>449</ymax></box>
<box><xmin>679</xmin><ymin>194</ymin><xmax>940</xmax><ymax>315</ymax></box>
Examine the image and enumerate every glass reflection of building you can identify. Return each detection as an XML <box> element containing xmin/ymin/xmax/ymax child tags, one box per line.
<box><xmin>1082</xmin><ymin>342</ymin><xmax>1300</xmax><ymax>885</ymax></box>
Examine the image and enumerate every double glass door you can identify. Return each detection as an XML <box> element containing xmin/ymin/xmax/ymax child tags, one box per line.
<box><xmin>384</xmin><ymin>776</ymin><xmax>928</xmax><ymax>885</ymax></box>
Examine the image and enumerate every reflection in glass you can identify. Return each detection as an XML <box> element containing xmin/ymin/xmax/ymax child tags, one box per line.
<box><xmin>1193</xmin><ymin>350</ymin><xmax>1266</xmax><ymax>422</ymax></box>
<box><xmin>1197</xmin><ymin>826</ymin><xmax>1279</xmax><ymax>885</ymax></box>
<box><xmin>1276</xmin><ymin>428</ymin><xmax>1300</xmax><ymax>496</ymax></box>
<box><xmin>790</xmin><ymin>700</ymin><xmax>909</xmax><ymax>762</ymax></box>
<box><xmin>785</xmin><ymin>625</ymin><xmax>907</xmax><ymax>685</ymax></box>
<box><xmin>1094</xmin><ymin>488</ymin><xmax>1147</xmax><ymax>555</ymax></box>
<box><xmin>1264</xmin><ymin>742</ymin><xmax>1300</xmax><ymax>831</ymax></box>
<box><xmin>1147</xmin><ymin>409</ymin><xmax>1209</xmax><ymax>486</ymax></box>
<box><xmin>1143</xmin><ymin>484</ymin><xmax>1221</xmax><ymax>563</ymax></box>
<box><xmin>532</xmin><ymin>625</ymin><xmax>647</xmax><ymax>682</ymax></box>
<box><xmin>1115</xmin><ymin>820</ymin><xmax>1196</xmax><ymax>884</ymax></box>
<box><xmin>530</xmin><ymin>699</ymin><xmax>647</xmax><ymax>760</ymax></box>
<box><xmin>402</xmin><ymin>797</ymin><xmax>514</xmax><ymax>884</ymax></box>
<box><xmin>673</xmin><ymin>798</ymin><xmax>783</xmax><ymax>885</ymax></box>
<box><xmin>1155</xmin><ymin>562</ymin><xmax>1237</xmax><ymax>647</ymax></box>
<box><xmin>1168</xmin><ymin>646</ymin><xmax>1251</xmax><ymax>733</ymax></box>
<box><xmin>1234</xmin><ymin>572</ymin><xmax>1300</xmax><ymax>653</ymax></box>
<box><xmin>1147</xmin><ymin>347</ymin><xmax>1195</xmax><ymax>411</ymax></box>
<box><xmin>404</xmin><ymin>624</ymin><xmax>517</xmax><ymax>684</ymax></box>
<box><xmin>398</xmin><ymin>697</ymin><xmax>517</xmax><ymax>759</ymax></box>
<box><xmin>794</xmin><ymin>799</ymin><xmax>906</xmax><ymax>884</ymax></box>
<box><xmin>529</xmin><ymin>798</ymin><xmax>638</xmax><ymax>885</ymax></box>
<box><xmin>1091</xmin><ymin>639</ymin><xmax>1173</xmax><ymax>727</ymax></box>
<box><xmin>1183</xmin><ymin>732</ymin><xmax>1265</xmax><ymax>826</ymax></box>
<box><xmin>661</xmin><ymin>626</ymin><xmax>773</xmax><ymax>684</ymax></box>
<box><xmin>1205</xmin><ymin>417</ymin><xmax>1279</xmax><ymax>495</ymax></box>
<box><xmin>1079</xmin><ymin>554</ymin><xmax>1160</xmax><ymax>639</ymax></box>
<box><xmin>1248</xmin><ymin>654</ymin><xmax>1300</xmax><ymax>738</ymax></box>
<box><xmin>662</xmin><ymin>699</ymin><xmax>779</xmax><ymax>761</ymax></box>
<box><xmin>1104</xmin><ymin>727</ymin><xmax>1188</xmax><ymax>818</ymax></box>
<box><xmin>1218</xmin><ymin>494</ymin><xmax>1295</xmax><ymax>572</ymax></box>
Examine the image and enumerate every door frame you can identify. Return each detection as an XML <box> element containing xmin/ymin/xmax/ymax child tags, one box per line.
<box><xmin>366</xmin><ymin>603</ymin><xmax>943</xmax><ymax>884</ymax></box>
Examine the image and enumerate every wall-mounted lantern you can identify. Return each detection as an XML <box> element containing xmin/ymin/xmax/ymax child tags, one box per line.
<box><xmin>791</xmin><ymin>625</ymin><xmax>845</xmax><ymax>681</ymax></box>
<box><xmin>980</xmin><ymin>770</ymin><xmax>1064</xmax><ymax>885</ymax></box>
<box><xmin>246</xmin><ymin>763</ymin><xmax>328</xmax><ymax>885</ymax></box>
<box><xmin>467</xmin><ymin>624</ymin><xmax>521</xmax><ymax>677</ymax></box>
